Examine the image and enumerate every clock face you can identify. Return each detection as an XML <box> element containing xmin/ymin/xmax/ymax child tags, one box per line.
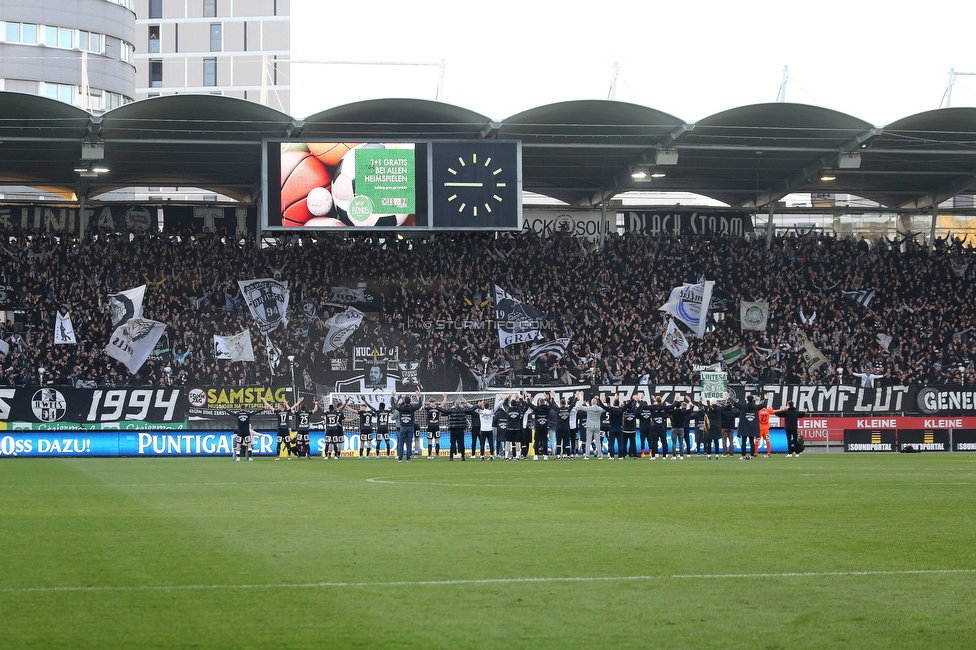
<box><xmin>430</xmin><ymin>141</ymin><xmax>520</xmax><ymax>229</ymax></box>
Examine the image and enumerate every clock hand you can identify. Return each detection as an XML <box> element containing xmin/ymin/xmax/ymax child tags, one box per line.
<box><xmin>443</xmin><ymin>182</ymin><xmax>484</xmax><ymax>187</ymax></box>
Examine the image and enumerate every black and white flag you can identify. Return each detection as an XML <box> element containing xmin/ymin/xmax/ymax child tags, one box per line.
<box><xmin>266</xmin><ymin>335</ymin><xmax>282</xmax><ymax>373</ymax></box>
<box><xmin>842</xmin><ymin>289</ymin><xmax>876</xmax><ymax>308</ymax></box>
<box><xmin>659</xmin><ymin>280</ymin><xmax>714</xmax><ymax>339</ymax></box>
<box><xmin>108</xmin><ymin>285</ymin><xmax>145</xmax><ymax>328</ymax></box>
<box><xmin>214</xmin><ymin>330</ymin><xmax>254</xmax><ymax>362</ymax></box>
<box><xmin>239</xmin><ymin>279</ymin><xmax>290</xmax><ymax>334</ymax></box>
<box><xmin>529</xmin><ymin>337</ymin><xmax>570</xmax><ymax>361</ymax></box>
<box><xmin>105</xmin><ymin>317</ymin><xmax>167</xmax><ymax>374</ymax></box>
<box><xmin>494</xmin><ymin>284</ymin><xmax>545</xmax><ymax>349</ymax></box>
<box><xmin>322</xmin><ymin>307</ymin><xmax>364</xmax><ymax>353</ymax></box>
<box><xmin>298</xmin><ymin>298</ymin><xmax>318</xmax><ymax>321</ymax></box>
<box><xmin>54</xmin><ymin>311</ymin><xmax>77</xmax><ymax>345</ymax></box>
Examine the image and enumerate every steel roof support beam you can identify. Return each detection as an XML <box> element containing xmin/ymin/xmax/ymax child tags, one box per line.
<box><xmin>739</xmin><ymin>127</ymin><xmax>880</xmax><ymax>209</ymax></box>
<box><xmin>584</xmin><ymin>122</ymin><xmax>695</xmax><ymax>206</ymax></box>
<box><xmin>896</xmin><ymin>170</ymin><xmax>976</xmax><ymax>210</ymax></box>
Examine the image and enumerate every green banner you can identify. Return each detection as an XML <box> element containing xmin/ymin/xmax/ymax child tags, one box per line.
<box><xmin>354</xmin><ymin>146</ymin><xmax>415</xmax><ymax>217</ymax></box>
<box><xmin>700</xmin><ymin>372</ymin><xmax>728</xmax><ymax>401</ymax></box>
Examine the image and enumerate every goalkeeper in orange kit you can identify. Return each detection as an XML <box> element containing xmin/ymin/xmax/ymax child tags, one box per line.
<box><xmin>757</xmin><ymin>393</ymin><xmax>774</xmax><ymax>457</ymax></box>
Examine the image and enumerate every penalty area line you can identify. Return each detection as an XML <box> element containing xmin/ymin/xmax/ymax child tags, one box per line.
<box><xmin>2</xmin><ymin>568</ymin><xmax>974</xmax><ymax>595</ymax></box>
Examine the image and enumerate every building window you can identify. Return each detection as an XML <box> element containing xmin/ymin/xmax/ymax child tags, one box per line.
<box><xmin>22</xmin><ymin>23</ymin><xmax>37</xmax><ymax>45</ymax></box>
<box><xmin>149</xmin><ymin>59</ymin><xmax>162</xmax><ymax>87</ymax></box>
<box><xmin>148</xmin><ymin>25</ymin><xmax>159</xmax><ymax>53</ymax></box>
<box><xmin>5</xmin><ymin>22</ymin><xmax>21</xmax><ymax>43</ymax></box>
<box><xmin>210</xmin><ymin>23</ymin><xmax>221</xmax><ymax>52</ymax></box>
<box><xmin>203</xmin><ymin>58</ymin><xmax>216</xmax><ymax>86</ymax></box>
<box><xmin>59</xmin><ymin>27</ymin><xmax>72</xmax><ymax>49</ymax></box>
<box><xmin>44</xmin><ymin>25</ymin><xmax>57</xmax><ymax>46</ymax></box>
<box><xmin>89</xmin><ymin>32</ymin><xmax>100</xmax><ymax>53</ymax></box>
<box><xmin>204</xmin><ymin>0</ymin><xmax>216</xmax><ymax>18</ymax></box>
<box><xmin>149</xmin><ymin>0</ymin><xmax>162</xmax><ymax>19</ymax></box>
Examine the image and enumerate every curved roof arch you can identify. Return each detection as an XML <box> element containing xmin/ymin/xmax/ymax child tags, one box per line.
<box><xmin>301</xmin><ymin>98</ymin><xmax>492</xmax><ymax>140</ymax></box>
<box><xmin>1</xmin><ymin>91</ymin><xmax>976</xmax><ymax>212</ymax></box>
<box><xmin>0</xmin><ymin>92</ymin><xmax>93</xmax><ymax>193</ymax></box>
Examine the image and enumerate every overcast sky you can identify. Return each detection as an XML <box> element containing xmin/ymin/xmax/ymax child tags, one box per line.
<box><xmin>291</xmin><ymin>0</ymin><xmax>976</xmax><ymax>127</ymax></box>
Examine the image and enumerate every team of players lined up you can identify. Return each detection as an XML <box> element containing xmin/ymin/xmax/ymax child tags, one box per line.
<box><xmin>226</xmin><ymin>390</ymin><xmax>809</xmax><ymax>462</ymax></box>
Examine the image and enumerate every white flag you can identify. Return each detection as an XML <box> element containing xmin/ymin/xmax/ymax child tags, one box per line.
<box><xmin>322</xmin><ymin>307</ymin><xmax>364</xmax><ymax>353</ymax></box>
<box><xmin>108</xmin><ymin>285</ymin><xmax>145</xmax><ymax>327</ymax></box>
<box><xmin>238</xmin><ymin>278</ymin><xmax>290</xmax><ymax>334</ymax></box>
<box><xmin>659</xmin><ymin>280</ymin><xmax>714</xmax><ymax>339</ymax></box>
<box><xmin>662</xmin><ymin>320</ymin><xmax>689</xmax><ymax>358</ymax></box>
<box><xmin>876</xmin><ymin>332</ymin><xmax>893</xmax><ymax>351</ymax></box>
<box><xmin>105</xmin><ymin>317</ymin><xmax>166</xmax><ymax>374</ymax></box>
<box><xmin>54</xmin><ymin>311</ymin><xmax>77</xmax><ymax>345</ymax></box>
<box><xmin>739</xmin><ymin>300</ymin><xmax>769</xmax><ymax>332</ymax></box>
<box><xmin>266</xmin><ymin>335</ymin><xmax>282</xmax><ymax>373</ymax></box>
<box><xmin>214</xmin><ymin>330</ymin><xmax>254</xmax><ymax>362</ymax></box>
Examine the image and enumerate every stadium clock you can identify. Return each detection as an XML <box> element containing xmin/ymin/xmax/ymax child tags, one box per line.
<box><xmin>430</xmin><ymin>141</ymin><xmax>521</xmax><ymax>229</ymax></box>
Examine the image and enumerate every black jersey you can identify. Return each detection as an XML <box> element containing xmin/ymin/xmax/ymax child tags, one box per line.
<box><xmin>425</xmin><ymin>407</ymin><xmax>441</xmax><ymax>431</ymax></box>
<box><xmin>275</xmin><ymin>410</ymin><xmax>291</xmax><ymax>430</ymax></box>
<box><xmin>376</xmin><ymin>410</ymin><xmax>390</xmax><ymax>433</ymax></box>
<box><xmin>359</xmin><ymin>411</ymin><xmax>373</xmax><ymax>432</ymax></box>
<box><xmin>555</xmin><ymin>398</ymin><xmax>577</xmax><ymax>432</ymax></box>
<box><xmin>324</xmin><ymin>410</ymin><xmax>343</xmax><ymax>433</ymax></box>
<box><xmin>622</xmin><ymin>404</ymin><xmax>638</xmax><ymax>433</ymax></box>
<box><xmin>235</xmin><ymin>409</ymin><xmax>263</xmax><ymax>434</ymax></box>
<box><xmin>296</xmin><ymin>411</ymin><xmax>312</xmax><ymax>432</ymax></box>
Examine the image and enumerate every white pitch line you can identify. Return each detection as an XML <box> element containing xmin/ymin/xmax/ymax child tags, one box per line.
<box><xmin>2</xmin><ymin>569</ymin><xmax>973</xmax><ymax>595</ymax></box>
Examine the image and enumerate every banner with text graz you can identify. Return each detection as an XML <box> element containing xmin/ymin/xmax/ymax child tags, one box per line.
<box><xmin>0</xmin><ymin>387</ymin><xmax>186</xmax><ymax>427</ymax></box>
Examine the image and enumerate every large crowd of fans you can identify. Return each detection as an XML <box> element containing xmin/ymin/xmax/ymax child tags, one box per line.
<box><xmin>1</xmin><ymin>223</ymin><xmax>974</xmax><ymax>390</ymax></box>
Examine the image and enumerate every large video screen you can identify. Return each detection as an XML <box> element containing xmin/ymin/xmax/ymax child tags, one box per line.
<box><xmin>263</xmin><ymin>140</ymin><xmax>521</xmax><ymax>231</ymax></box>
<box><xmin>265</xmin><ymin>141</ymin><xmax>430</xmax><ymax>229</ymax></box>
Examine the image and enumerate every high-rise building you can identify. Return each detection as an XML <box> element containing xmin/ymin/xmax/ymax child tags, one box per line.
<box><xmin>0</xmin><ymin>0</ymin><xmax>136</xmax><ymax>112</ymax></box>
<box><xmin>133</xmin><ymin>0</ymin><xmax>290</xmax><ymax>112</ymax></box>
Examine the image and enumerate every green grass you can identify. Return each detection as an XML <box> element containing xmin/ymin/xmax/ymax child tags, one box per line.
<box><xmin>1</xmin><ymin>453</ymin><xmax>976</xmax><ymax>649</ymax></box>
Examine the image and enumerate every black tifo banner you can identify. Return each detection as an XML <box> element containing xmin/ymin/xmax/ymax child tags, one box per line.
<box><xmin>0</xmin><ymin>204</ymin><xmax>257</xmax><ymax>235</ymax></box>
<box><xmin>3</xmin><ymin>384</ymin><xmax>976</xmax><ymax>429</ymax></box>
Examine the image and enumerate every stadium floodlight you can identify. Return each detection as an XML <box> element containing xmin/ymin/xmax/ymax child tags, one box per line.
<box><xmin>838</xmin><ymin>152</ymin><xmax>861</xmax><ymax>169</ymax></box>
<box><xmin>820</xmin><ymin>168</ymin><xmax>837</xmax><ymax>182</ymax></box>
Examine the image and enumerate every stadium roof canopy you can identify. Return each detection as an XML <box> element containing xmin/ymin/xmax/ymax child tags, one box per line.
<box><xmin>1</xmin><ymin>91</ymin><xmax>976</xmax><ymax>210</ymax></box>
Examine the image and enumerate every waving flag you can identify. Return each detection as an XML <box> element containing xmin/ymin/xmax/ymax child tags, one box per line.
<box><xmin>322</xmin><ymin>307</ymin><xmax>364</xmax><ymax>353</ymax></box>
<box><xmin>663</xmin><ymin>320</ymin><xmax>689</xmax><ymax>358</ymax></box>
<box><xmin>214</xmin><ymin>330</ymin><xmax>254</xmax><ymax>362</ymax></box>
<box><xmin>105</xmin><ymin>317</ymin><xmax>166</xmax><ymax>374</ymax></box>
<box><xmin>54</xmin><ymin>311</ymin><xmax>77</xmax><ymax>345</ymax></box>
<box><xmin>494</xmin><ymin>284</ymin><xmax>545</xmax><ymax>349</ymax></box>
<box><xmin>529</xmin><ymin>337</ymin><xmax>571</xmax><ymax>361</ymax></box>
<box><xmin>108</xmin><ymin>285</ymin><xmax>145</xmax><ymax>327</ymax></box>
<box><xmin>239</xmin><ymin>279</ymin><xmax>290</xmax><ymax>334</ymax></box>
<box><xmin>659</xmin><ymin>280</ymin><xmax>714</xmax><ymax>339</ymax></box>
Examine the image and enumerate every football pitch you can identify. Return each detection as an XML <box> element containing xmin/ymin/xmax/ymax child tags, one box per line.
<box><xmin>2</xmin><ymin>453</ymin><xmax>975</xmax><ymax>649</ymax></box>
